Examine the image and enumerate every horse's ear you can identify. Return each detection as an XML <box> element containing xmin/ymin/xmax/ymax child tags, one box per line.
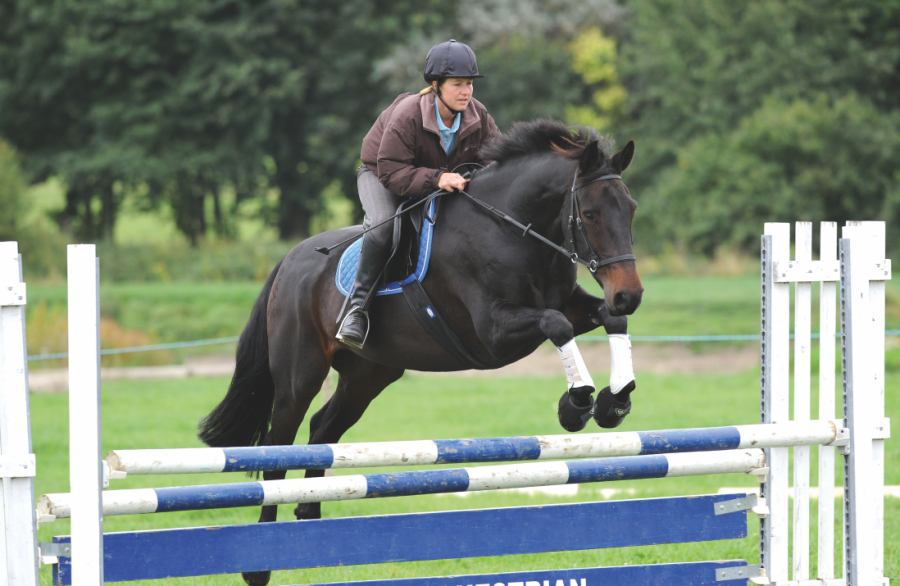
<box><xmin>611</xmin><ymin>140</ymin><xmax>635</xmax><ymax>174</ymax></box>
<box><xmin>579</xmin><ymin>140</ymin><xmax>602</xmax><ymax>174</ymax></box>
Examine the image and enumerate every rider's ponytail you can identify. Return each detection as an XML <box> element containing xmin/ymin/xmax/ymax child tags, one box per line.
<box><xmin>419</xmin><ymin>86</ymin><xmax>434</xmax><ymax>96</ymax></box>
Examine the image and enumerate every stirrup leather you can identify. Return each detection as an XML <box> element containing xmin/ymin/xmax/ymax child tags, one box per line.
<box><xmin>335</xmin><ymin>307</ymin><xmax>370</xmax><ymax>348</ymax></box>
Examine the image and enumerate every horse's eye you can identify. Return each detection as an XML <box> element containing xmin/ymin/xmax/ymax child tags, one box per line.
<box><xmin>582</xmin><ymin>211</ymin><xmax>596</xmax><ymax>221</ymax></box>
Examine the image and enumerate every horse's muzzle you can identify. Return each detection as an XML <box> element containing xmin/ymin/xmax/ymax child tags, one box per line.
<box><xmin>608</xmin><ymin>288</ymin><xmax>643</xmax><ymax>316</ymax></box>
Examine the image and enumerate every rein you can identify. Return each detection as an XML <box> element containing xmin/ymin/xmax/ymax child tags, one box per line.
<box><xmin>458</xmin><ymin>170</ymin><xmax>636</xmax><ymax>273</ymax></box>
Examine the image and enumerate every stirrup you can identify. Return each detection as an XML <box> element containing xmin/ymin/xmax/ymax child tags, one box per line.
<box><xmin>336</xmin><ymin>307</ymin><xmax>370</xmax><ymax>349</ymax></box>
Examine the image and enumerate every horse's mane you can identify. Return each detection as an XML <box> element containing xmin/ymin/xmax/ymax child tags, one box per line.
<box><xmin>479</xmin><ymin>119</ymin><xmax>615</xmax><ymax>166</ymax></box>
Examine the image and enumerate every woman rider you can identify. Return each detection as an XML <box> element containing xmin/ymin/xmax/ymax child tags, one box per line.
<box><xmin>336</xmin><ymin>39</ymin><xmax>501</xmax><ymax>349</ymax></box>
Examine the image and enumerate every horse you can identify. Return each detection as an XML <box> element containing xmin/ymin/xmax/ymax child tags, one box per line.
<box><xmin>198</xmin><ymin>119</ymin><xmax>643</xmax><ymax>586</ymax></box>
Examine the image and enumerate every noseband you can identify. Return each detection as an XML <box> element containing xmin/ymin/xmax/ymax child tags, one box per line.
<box><xmin>565</xmin><ymin>171</ymin><xmax>637</xmax><ymax>273</ymax></box>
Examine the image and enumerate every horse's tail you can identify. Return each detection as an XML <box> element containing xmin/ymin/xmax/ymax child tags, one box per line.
<box><xmin>198</xmin><ymin>259</ymin><xmax>283</xmax><ymax>448</ymax></box>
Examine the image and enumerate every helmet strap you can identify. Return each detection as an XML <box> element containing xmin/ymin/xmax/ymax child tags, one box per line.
<box><xmin>432</xmin><ymin>81</ymin><xmax>462</xmax><ymax>117</ymax></box>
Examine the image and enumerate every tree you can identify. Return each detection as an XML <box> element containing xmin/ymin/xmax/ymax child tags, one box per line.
<box><xmin>0</xmin><ymin>139</ymin><xmax>67</xmax><ymax>275</ymax></box>
<box><xmin>615</xmin><ymin>0</ymin><xmax>900</xmax><ymax>252</ymax></box>
<box><xmin>650</xmin><ymin>95</ymin><xmax>900</xmax><ymax>254</ymax></box>
<box><xmin>373</xmin><ymin>0</ymin><xmax>625</xmax><ymax>131</ymax></box>
<box><xmin>0</xmin><ymin>0</ymin><xmax>453</xmax><ymax>243</ymax></box>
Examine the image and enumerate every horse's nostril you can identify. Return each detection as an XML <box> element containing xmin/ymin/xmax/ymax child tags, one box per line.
<box><xmin>613</xmin><ymin>291</ymin><xmax>628</xmax><ymax>309</ymax></box>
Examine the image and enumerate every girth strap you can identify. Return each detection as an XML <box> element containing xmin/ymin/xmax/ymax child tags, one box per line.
<box><xmin>401</xmin><ymin>280</ymin><xmax>492</xmax><ymax>370</ymax></box>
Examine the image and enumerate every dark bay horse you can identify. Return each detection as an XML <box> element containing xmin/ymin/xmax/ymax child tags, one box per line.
<box><xmin>198</xmin><ymin>120</ymin><xmax>643</xmax><ymax>586</ymax></box>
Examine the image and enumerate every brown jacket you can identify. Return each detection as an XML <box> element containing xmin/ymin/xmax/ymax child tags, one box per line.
<box><xmin>361</xmin><ymin>92</ymin><xmax>500</xmax><ymax>198</ymax></box>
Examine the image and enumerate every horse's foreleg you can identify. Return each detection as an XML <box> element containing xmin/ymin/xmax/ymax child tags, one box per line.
<box><xmin>561</xmin><ymin>284</ymin><xmax>628</xmax><ymax>335</ymax></box>
<box><xmin>557</xmin><ymin>286</ymin><xmax>636</xmax><ymax>430</ymax></box>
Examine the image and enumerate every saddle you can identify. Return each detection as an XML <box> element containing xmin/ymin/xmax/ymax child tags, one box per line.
<box><xmin>335</xmin><ymin>198</ymin><xmax>438</xmax><ymax>297</ymax></box>
<box><xmin>334</xmin><ymin>195</ymin><xmax>491</xmax><ymax>370</ymax></box>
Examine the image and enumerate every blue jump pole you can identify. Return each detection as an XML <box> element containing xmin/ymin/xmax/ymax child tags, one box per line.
<box><xmin>40</xmin><ymin>448</ymin><xmax>765</xmax><ymax>518</ymax></box>
<box><xmin>105</xmin><ymin>420</ymin><xmax>837</xmax><ymax>476</ymax></box>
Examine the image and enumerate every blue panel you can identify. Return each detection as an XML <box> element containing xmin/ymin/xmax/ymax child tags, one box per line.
<box><xmin>155</xmin><ymin>481</ymin><xmax>265</xmax><ymax>513</ymax></box>
<box><xmin>52</xmin><ymin>494</ymin><xmax>749</xmax><ymax>583</ymax></box>
<box><xmin>365</xmin><ymin>469</ymin><xmax>470</xmax><ymax>498</ymax></box>
<box><xmin>221</xmin><ymin>445</ymin><xmax>335</xmax><ymax>472</ymax></box>
<box><xmin>565</xmin><ymin>455</ymin><xmax>669</xmax><ymax>483</ymax></box>
<box><xmin>638</xmin><ymin>427</ymin><xmax>741</xmax><ymax>455</ymax></box>
<box><xmin>304</xmin><ymin>561</ymin><xmax>751</xmax><ymax>586</ymax></box>
<box><xmin>435</xmin><ymin>437</ymin><xmax>542</xmax><ymax>464</ymax></box>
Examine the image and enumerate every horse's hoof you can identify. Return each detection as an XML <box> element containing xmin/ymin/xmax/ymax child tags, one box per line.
<box><xmin>557</xmin><ymin>386</ymin><xmax>595</xmax><ymax>432</ymax></box>
<box><xmin>592</xmin><ymin>382</ymin><xmax>634</xmax><ymax>428</ymax></box>
<box><xmin>294</xmin><ymin>502</ymin><xmax>322</xmax><ymax>520</ymax></box>
<box><xmin>242</xmin><ymin>570</ymin><xmax>271</xmax><ymax>586</ymax></box>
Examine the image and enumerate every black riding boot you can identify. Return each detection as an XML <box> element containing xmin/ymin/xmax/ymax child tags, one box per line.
<box><xmin>336</xmin><ymin>235</ymin><xmax>392</xmax><ymax>349</ymax></box>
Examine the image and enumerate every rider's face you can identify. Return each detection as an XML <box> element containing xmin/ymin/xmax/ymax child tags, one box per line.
<box><xmin>437</xmin><ymin>78</ymin><xmax>474</xmax><ymax>111</ymax></box>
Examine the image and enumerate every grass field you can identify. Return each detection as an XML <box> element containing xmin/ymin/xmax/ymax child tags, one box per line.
<box><xmin>32</xmin><ymin>371</ymin><xmax>900</xmax><ymax>585</ymax></box>
<box><xmin>24</xmin><ymin>273</ymin><xmax>900</xmax><ymax>366</ymax></box>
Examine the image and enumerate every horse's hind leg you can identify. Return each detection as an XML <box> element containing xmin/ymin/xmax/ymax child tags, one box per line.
<box><xmin>294</xmin><ymin>353</ymin><xmax>404</xmax><ymax>520</ymax></box>
<box><xmin>241</xmin><ymin>343</ymin><xmax>330</xmax><ymax>586</ymax></box>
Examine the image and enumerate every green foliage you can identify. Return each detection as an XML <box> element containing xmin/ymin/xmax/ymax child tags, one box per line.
<box><xmin>0</xmin><ymin>140</ymin><xmax>67</xmax><ymax>277</ymax></box>
<box><xmin>28</xmin><ymin>281</ymin><xmax>264</xmax><ymax>344</ymax></box>
<box><xmin>0</xmin><ymin>0</ymin><xmax>453</xmax><ymax>243</ymax></box>
<box><xmin>618</xmin><ymin>0</ymin><xmax>900</xmax><ymax>253</ymax></box>
<box><xmin>474</xmin><ymin>35</ymin><xmax>591</xmax><ymax>130</ymax></box>
<box><xmin>566</xmin><ymin>27</ymin><xmax>627</xmax><ymax>131</ymax></box>
<box><xmin>645</xmin><ymin>95</ymin><xmax>900</xmax><ymax>254</ymax></box>
<box><xmin>4</xmin><ymin>0</ymin><xmax>899</xmax><ymax>258</ymax></box>
<box><xmin>372</xmin><ymin>0</ymin><xmax>625</xmax><ymax>131</ymax></box>
<box><xmin>0</xmin><ymin>140</ymin><xmax>28</xmax><ymax>235</ymax></box>
<box><xmin>26</xmin><ymin>275</ymin><xmax>900</xmax><ymax>350</ymax></box>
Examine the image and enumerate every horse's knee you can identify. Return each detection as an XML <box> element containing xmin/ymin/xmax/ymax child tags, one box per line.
<box><xmin>600</xmin><ymin>306</ymin><xmax>628</xmax><ymax>335</ymax></box>
<box><xmin>540</xmin><ymin>311</ymin><xmax>574</xmax><ymax>347</ymax></box>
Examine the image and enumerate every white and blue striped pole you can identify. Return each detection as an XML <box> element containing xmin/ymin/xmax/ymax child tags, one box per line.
<box><xmin>41</xmin><ymin>449</ymin><xmax>765</xmax><ymax>518</ymax></box>
<box><xmin>106</xmin><ymin>421</ymin><xmax>837</xmax><ymax>476</ymax></box>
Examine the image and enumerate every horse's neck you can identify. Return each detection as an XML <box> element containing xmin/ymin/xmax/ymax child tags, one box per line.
<box><xmin>479</xmin><ymin>157</ymin><xmax>573</xmax><ymax>239</ymax></box>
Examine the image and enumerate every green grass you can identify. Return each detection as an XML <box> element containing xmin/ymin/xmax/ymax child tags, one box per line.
<box><xmin>28</xmin><ymin>282</ymin><xmax>261</xmax><ymax>350</ymax></box>
<box><xmin>33</xmin><ymin>371</ymin><xmax>900</xmax><ymax>585</ymax></box>
<box><xmin>26</xmin><ymin>274</ymin><xmax>900</xmax><ymax>348</ymax></box>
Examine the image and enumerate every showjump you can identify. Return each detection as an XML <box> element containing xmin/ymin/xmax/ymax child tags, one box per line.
<box><xmin>0</xmin><ymin>221</ymin><xmax>890</xmax><ymax>586</ymax></box>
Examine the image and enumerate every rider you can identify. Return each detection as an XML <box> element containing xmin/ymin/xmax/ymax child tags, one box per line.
<box><xmin>336</xmin><ymin>39</ymin><xmax>501</xmax><ymax>349</ymax></box>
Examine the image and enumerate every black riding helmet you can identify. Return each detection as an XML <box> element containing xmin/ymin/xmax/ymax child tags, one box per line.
<box><xmin>424</xmin><ymin>40</ymin><xmax>483</xmax><ymax>116</ymax></box>
<box><xmin>423</xmin><ymin>39</ymin><xmax>484</xmax><ymax>82</ymax></box>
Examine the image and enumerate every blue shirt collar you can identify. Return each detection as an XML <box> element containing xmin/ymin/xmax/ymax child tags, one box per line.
<box><xmin>434</xmin><ymin>96</ymin><xmax>461</xmax><ymax>134</ymax></box>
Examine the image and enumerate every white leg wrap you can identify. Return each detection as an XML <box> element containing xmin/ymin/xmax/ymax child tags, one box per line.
<box><xmin>556</xmin><ymin>339</ymin><xmax>594</xmax><ymax>390</ymax></box>
<box><xmin>608</xmin><ymin>333</ymin><xmax>635</xmax><ymax>394</ymax></box>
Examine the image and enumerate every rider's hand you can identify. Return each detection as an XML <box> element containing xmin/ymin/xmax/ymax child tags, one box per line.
<box><xmin>438</xmin><ymin>172</ymin><xmax>469</xmax><ymax>192</ymax></box>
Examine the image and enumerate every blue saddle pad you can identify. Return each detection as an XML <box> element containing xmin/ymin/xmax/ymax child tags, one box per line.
<box><xmin>335</xmin><ymin>199</ymin><xmax>437</xmax><ymax>297</ymax></box>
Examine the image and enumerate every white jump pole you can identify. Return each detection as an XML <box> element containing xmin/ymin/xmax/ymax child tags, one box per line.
<box><xmin>0</xmin><ymin>242</ymin><xmax>39</xmax><ymax>586</ymax></box>
<box><xmin>67</xmin><ymin>245</ymin><xmax>103</xmax><ymax>586</ymax></box>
